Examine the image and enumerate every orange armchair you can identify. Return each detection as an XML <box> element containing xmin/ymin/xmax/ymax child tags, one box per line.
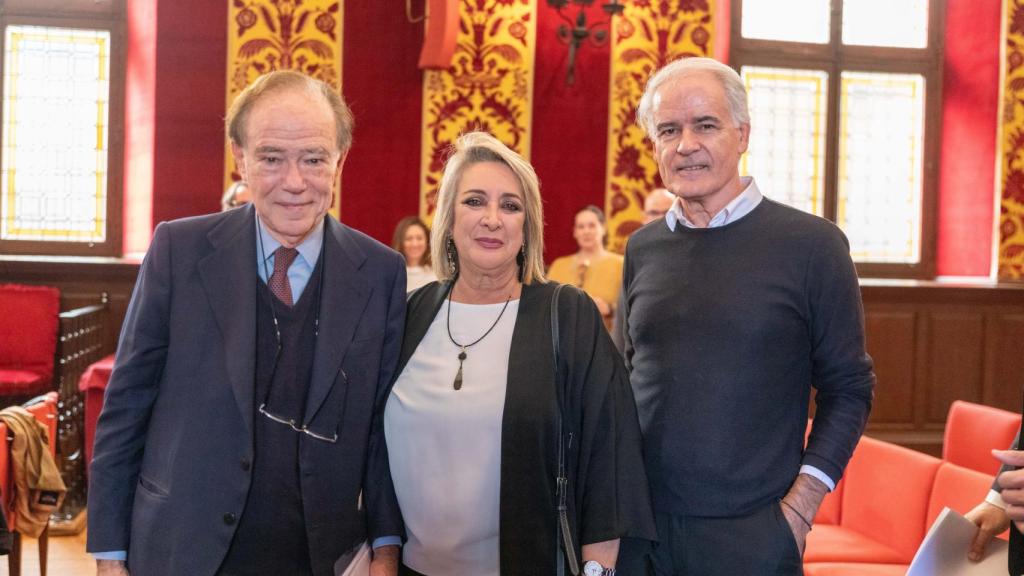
<box><xmin>805</xmin><ymin>429</ymin><xmax>1003</xmax><ymax>574</ymax></box>
<box><xmin>943</xmin><ymin>400</ymin><xmax>1020</xmax><ymax>475</ymax></box>
<box><xmin>805</xmin><ymin>436</ymin><xmax>942</xmax><ymax>566</ymax></box>
<box><xmin>925</xmin><ymin>461</ymin><xmax>1000</xmax><ymax>530</ymax></box>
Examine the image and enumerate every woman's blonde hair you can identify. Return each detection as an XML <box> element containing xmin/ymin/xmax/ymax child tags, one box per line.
<box><xmin>430</xmin><ymin>132</ymin><xmax>546</xmax><ymax>284</ymax></box>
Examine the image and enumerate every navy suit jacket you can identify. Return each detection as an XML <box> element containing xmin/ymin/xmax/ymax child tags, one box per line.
<box><xmin>87</xmin><ymin>205</ymin><xmax>406</xmax><ymax>575</ymax></box>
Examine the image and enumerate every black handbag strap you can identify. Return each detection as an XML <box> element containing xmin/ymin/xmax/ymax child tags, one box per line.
<box><xmin>551</xmin><ymin>283</ymin><xmax>579</xmax><ymax>576</ymax></box>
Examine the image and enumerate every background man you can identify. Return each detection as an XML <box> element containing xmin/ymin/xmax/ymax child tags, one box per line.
<box><xmin>618</xmin><ymin>57</ymin><xmax>875</xmax><ymax>574</ymax></box>
<box><xmin>641</xmin><ymin>187</ymin><xmax>675</xmax><ymax>223</ymax></box>
<box><xmin>87</xmin><ymin>70</ymin><xmax>404</xmax><ymax>576</ymax></box>
<box><xmin>221</xmin><ymin>180</ymin><xmax>252</xmax><ymax>211</ymax></box>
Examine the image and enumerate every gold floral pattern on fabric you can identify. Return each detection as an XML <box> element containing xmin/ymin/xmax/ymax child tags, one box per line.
<box><xmin>419</xmin><ymin>0</ymin><xmax>536</xmax><ymax>220</ymax></box>
<box><xmin>604</xmin><ymin>0</ymin><xmax>712</xmax><ymax>253</ymax></box>
<box><xmin>225</xmin><ymin>0</ymin><xmax>343</xmax><ymax>216</ymax></box>
<box><xmin>1000</xmin><ymin>0</ymin><xmax>1024</xmax><ymax>279</ymax></box>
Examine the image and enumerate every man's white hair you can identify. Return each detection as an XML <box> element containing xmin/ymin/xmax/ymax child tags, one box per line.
<box><xmin>636</xmin><ymin>57</ymin><xmax>750</xmax><ymax>139</ymax></box>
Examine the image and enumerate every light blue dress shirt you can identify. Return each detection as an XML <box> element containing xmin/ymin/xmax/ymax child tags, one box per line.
<box><xmin>255</xmin><ymin>215</ymin><xmax>324</xmax><ymax>299</ymax></box>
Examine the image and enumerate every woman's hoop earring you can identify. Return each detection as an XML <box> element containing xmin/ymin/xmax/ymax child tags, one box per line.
<box><xmin>446</xmin><ymin>237</ymin><xmax>460</xmax><ymax>279</ymax></box>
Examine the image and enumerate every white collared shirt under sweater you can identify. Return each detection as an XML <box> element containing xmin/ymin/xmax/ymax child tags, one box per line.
<box><xmin>385</xmin><ymin>298</ymin><xmax>520</xmax><ymax>576</ymax></box>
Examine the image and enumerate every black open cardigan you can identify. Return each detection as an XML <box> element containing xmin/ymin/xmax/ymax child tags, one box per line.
<box><xmin>391</xmin><ymin>280</ymin><xmax>656</xmax><ymax>574</ymax></box>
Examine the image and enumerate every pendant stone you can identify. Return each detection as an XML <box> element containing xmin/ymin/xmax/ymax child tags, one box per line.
<box><xmin>454</xmin><ymin>349</ymin><xmax>467</xmax><ymax>390</ymax></box>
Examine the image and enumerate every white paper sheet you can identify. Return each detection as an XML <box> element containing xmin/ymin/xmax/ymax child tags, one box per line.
<box><xmin>907</xmin><ymin>507</ymin><xmax>1009</xmax><ymax>576</ymax></box>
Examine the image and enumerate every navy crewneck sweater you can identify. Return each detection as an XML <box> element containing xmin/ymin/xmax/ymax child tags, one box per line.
<box><xmin>623</xmin><ymin>198</ymin><xmax>874</xmax><ymax>517</ymax></box>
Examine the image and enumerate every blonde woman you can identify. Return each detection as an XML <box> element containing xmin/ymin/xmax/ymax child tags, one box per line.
<box><xmin>383</xmin><ymin>132</ymin><xmax>654</xmax><ymax>576</ymax></box>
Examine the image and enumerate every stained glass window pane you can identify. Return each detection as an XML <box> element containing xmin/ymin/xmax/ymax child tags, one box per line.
<box><xmin>843</xmin><ymin>0</ymin><xmax>928</xmax><ymax>48</ymax></box>
<box><xmin>838</xmin><ymin>71</ymin><xmax>924</xmax><ymax>264</ymax></box>
<box><xmin>741</xmin><ymin>0</ymin><xmax>830</xmax><ymax>44</ymax></box>
<box><xmin>741</xmin><ymin>66</ymin><xmax>828</xmax><ymax>216</ymax></box>
<box><xmin>1</xmin><ymin>25</ymin><xmax>110</xmax><ymax>243</ymax></box>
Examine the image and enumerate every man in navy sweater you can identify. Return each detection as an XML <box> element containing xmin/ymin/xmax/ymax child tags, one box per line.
<box><xmin>617</xmin><ymin>57</ymin><xmax>875</xmax><ymax>574</ymax></box>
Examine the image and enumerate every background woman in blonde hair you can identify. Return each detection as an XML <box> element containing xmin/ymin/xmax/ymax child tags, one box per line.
<box><xmin>383</xmin><ymin>131</ymin><xmax>654</xmax><ymax>576</ymax></box>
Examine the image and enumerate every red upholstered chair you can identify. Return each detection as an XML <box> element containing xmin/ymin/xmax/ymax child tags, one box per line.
<box><xmin>79</xmin><ymin>353</ymin><xmax>115</xmax><ymax>471</ymax></box>
<box><xmin>926</xmin><ymin>461</ymin><xmax>1006</xmax><ymax>538</ymax></box>
<box><xmin>1</xmin><ymin>392</ymin><xmax>58</xmax><ymax>576</ymax></box>
<box><xmin>0</xmin><ymin>284</ymin><xmax>61</xmax><ymax>402</ymax></box>
<box><xmin>943</xmin><ymin>400</ymin><xmax>1020</xmax><ymax>476</ymax></box>
<box><xmin>804</xmin><ymin>426</ymin><xmax>1003</xmax><ymax>573</ymax></box>
<box><xmin>804</xmin><ymin>563</ymin><xmax>908</xmax><ymax>576</ymax></box>
<box><xmin>804</xmin><ymin>435</ymin><xmax>943</xmax><ymax>565</ymax></box>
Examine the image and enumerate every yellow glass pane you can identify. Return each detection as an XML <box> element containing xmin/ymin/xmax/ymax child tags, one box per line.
<box><xmin>741</xmin><ymin>0</ymin><xmax>830</xmax><ymax>44</ymax></box>
<box><xmin>741</xmin><ymin>66</ymin><xmax>828</xmax><ymax>216</ymax></box>
<box><xmin>838</xmin><ymin>71</ymin><xmax>925</xmax><ymax>264</ymax></box>
<box><xmin>1</xmin><ymin>25</ymin><xmax>110</xmax><ymax>243</ymax></box>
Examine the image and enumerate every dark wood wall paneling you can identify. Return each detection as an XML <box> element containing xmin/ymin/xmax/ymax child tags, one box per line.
<box><xmin>991</xmin><ymin>314</ymin><xmax>1024</xmax><ymax>409</ymax></box>
<box><xmin>2</xmin><ymin>262</ymin><xmax>1023</xmax><ymax>457</ymax></box>
<box><xmin>863</xmin><ymin>310</ymin><xmax>916</xmax><ymax>424</ymax></box>
<box><xmin>862</xmin><ymin>280</ymin><xmax>1024</xmax><ymax>455</ymax></box>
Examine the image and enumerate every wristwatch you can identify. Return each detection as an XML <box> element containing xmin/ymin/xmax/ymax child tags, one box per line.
<box><xmin>582</xmin><ymin>560</ymin><xmax>616</xmax><ymax>576</ymax></box>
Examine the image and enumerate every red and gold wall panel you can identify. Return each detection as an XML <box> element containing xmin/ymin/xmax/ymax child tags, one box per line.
<box><xmin>419</xmin><ymin>0</ymin><xmax>537</xmax><ymax>220</ymax></box>
<box><xmin>999</xmin><ymin>0</ymin><xmax>1024</xmax><ymax>280</ymax></box>
<box><xmin>604</xmin><ymin>0</ymin><xmax>714</xmax><ymax>253</ymax></box>
<box><xmin>225</xmin><ymin>0</ymin><xmax>344</xmax><ymax>217</ymax></box>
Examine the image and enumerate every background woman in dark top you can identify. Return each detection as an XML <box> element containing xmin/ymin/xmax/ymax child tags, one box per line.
<box><xmin>383</xmin><ymin>131</ymin><xmax>655</xmax><ymax>576</ymax></box>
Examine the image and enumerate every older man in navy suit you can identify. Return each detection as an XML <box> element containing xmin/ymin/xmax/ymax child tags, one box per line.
<box><xmin>88</xmin><ymin>71</ymin><xmax>405</xmax><ymax>576</ymax></box>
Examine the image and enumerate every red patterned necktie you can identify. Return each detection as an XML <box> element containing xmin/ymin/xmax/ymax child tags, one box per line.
<box><xmin>269</xmin><ymin>247</ymin><xmax>299</xmax><ymax>306</ymax></box>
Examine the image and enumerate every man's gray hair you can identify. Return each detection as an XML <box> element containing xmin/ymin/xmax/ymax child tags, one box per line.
<box><xmin>226</xmin><ymin>70</ymin><xmax>354</xmax><ymax>153</ymax></box>
<box><xmin>636</xmin><ymin>57</ymin><xmax>749</xmax><ymax>139</ymax></box>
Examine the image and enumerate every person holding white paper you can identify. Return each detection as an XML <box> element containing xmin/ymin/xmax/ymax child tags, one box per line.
<box><xmin>995</xmin><ymin>446</ymin><xmax>1024</xmax><ymax>575</ymax></box>
<box><xmin>966</xmin><ymin>430</ymin><xmax>1020</xmax><ymax>563</ymax></box>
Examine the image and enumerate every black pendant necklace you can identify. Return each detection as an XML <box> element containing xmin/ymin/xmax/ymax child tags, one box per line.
<box><xmin>445</xmin><ymin>285</ymin><xmax>512</xmax><ymax>390</ymax></box>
